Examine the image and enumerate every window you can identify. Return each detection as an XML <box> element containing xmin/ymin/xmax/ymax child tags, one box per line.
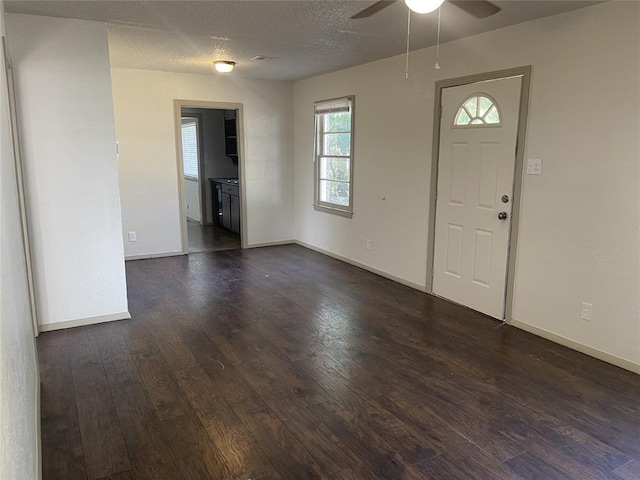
<box><xmin>181</xmin><ymin>118</ymin><xmax>199</xmax><ymax>179</ymax></box>
<box><xmin>454</xmin><ymin>93</ymin><xmax>501</xmax><ymax>126</ymax></box>
<box><xmin>314</xmin><ymin>96</ymin><xmax>354</xmax><ymax>217</ymax></box>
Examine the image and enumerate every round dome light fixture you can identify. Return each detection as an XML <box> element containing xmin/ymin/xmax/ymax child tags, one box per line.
<box><xmin>404</xmin><ymin>0</ymin><xmax>445</xmax><ymax>14</ymax></box>
<box><xmin>214</xmin><ymin>61</ymin><xmax>236</xmax><ymax>73</ymax></box>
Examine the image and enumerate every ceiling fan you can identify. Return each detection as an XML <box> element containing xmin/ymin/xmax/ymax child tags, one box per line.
<box><xmin>351</xmin><ymin>0</ymin><xmax>501</xmax><ymax>20</ymax></box>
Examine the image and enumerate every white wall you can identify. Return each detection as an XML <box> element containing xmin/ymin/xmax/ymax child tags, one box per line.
<box><xmin>7</xmin><ymin>14</ymin><xmax>129</xmax><ymax>329</ymax></box>
<box><xmin>0</xmin><ymin>4</ymin><xmax>40</xmax><ymax>478</ymax></box>
<box><xmin>293</xmin><ymin>2</ymin><xmax>640</xmax><ymax>371</ymax></box>
<box><xmin>111</xmin><ymin>68</ymin><xmax>294</xmax><ymax>256</ymax></box>
<box><xmin>183</xmin><ymin>177</ymin><xmax>201</xmax><ymax>222</ymax></box>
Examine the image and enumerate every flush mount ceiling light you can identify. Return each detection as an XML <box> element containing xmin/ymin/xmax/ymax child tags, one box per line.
<box><xmin>214</xmin><ymin>61</ymin><xmax>236</xmax><ymax>73</ymax></box>
<box><xmin>404</xmin><ymin>0</ymin><xmax>445</xmax><ymax>14</ymax></box>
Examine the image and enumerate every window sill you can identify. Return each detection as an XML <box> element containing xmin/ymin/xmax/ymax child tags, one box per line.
<box><xmin>313</xmin><ymin>204</ymin><xmax>353</xmax><ymax>218</ymax></box>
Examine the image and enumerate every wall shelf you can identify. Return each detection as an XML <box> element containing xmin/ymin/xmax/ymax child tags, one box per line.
<box><xmin>224</xmin><ymin>110</ymin><xmax>238</xmax><ymax>164</ymax></box>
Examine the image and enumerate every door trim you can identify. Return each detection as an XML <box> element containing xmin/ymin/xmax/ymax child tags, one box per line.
<box><xmin>173</xmin><ymin>100</ymin><xmax>247</xmax><ymax>253</ymax></box>
<box><xmin>426</xmin><ymin>66</ymin><xmax>532</xmax><ymax>322</ymax></box>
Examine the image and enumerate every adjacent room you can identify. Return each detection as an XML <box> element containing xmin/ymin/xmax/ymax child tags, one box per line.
<box><xmin>180</xmin><ymin>106</ymin><xmax>242</xmax><ymax>253</ymax></box>
<box><xmin>1</xmin><ymin>0</ymin><xmax>638</xmax><ymax>479</ymax></box>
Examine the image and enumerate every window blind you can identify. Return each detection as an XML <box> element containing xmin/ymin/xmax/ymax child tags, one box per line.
<box><xmin>314</xmin><ymin>97</ymin><xmax>352</xmax><ymax>115</ymax></box>
<box><xmin>181</xmin><ymin>119</ymin><xmax>198</xmax><ymax>178</ymax></box>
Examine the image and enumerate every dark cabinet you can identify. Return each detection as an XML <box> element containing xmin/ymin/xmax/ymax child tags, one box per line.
<box><xmin>224</xmin><ymin>110</ymin><xmax>238</xmax><ymax>164</ymax></box>
<box><xmin>210</xmin><ymin>179</ymin><xmax>240</xmax><ymax>234</ymax></box>
<box><xmin>213</xmin><ymin>181</ymin><xmax>240</xmax><ymax>235</ymax></box>
<box><xmin>221</xmin><ymin>191</ymin><xmax>232</xmax><ymax>230</ymax></box>
<box><xmin>212</xmin><ymin>182</ymin><xmax>223</xmax><ymax>226</ymax></box>
<box><xmin>230</xmin><ymin>195</ymin><xmax>241</xmax><ymax>233</ymax></box>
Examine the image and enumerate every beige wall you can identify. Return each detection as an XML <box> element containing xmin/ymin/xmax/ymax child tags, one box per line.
<box><xmin>0</xmin><ymin>4</ymin><xmax>40</xmax><ymax>478</ymax></box>
<box><xmin>293</xmin><ymin>2</ymin><xmax>640</xmax><ymax>371</ymax></box>
<box><xmin>111</xmin><ymin>68</ymin><xmax>294</xmax><ymax>256</ymax></box>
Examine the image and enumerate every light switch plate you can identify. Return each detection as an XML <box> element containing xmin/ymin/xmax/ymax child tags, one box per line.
<box><xmin>580</xmin><ymin>302</ymin><xmax>593</xmax><ymax>321</ymax></box>
<box><xmin>526</xmin><ymin>158</ymin><xmax>542</xmax><ymax>175</ymax></box>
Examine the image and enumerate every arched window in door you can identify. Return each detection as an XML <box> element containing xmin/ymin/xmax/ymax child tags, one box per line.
<box><xmin>454</xmin><ymin>93</ymin><xmax>501</xmax><ymax>126</ymax></box>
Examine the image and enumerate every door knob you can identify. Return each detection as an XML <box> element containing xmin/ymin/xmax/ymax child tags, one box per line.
<box><xmin>498</xmin><ymin>212</ymin><xmax>508</xmax><ymax>220</ymax></box>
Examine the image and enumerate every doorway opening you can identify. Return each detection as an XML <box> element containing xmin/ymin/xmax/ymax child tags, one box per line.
<box><xmin>427</xmin><ymin>66</ymin><xmax>532</xmax><ymax>322</ymax></box>
<box><xmin>175</xmin><ymin>101</ymin><xmax>246</xmax><ymax>254</ymax></box>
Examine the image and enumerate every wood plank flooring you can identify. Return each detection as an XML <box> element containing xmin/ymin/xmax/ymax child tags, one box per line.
<box><xmin>38</xmin><ymin>245</ymin><xmax>640</xmax><ymax>479</ymax></box>
<box><xmin>187</xmin><ymin>221</ymin><xmax>240</xmax><ymax>253</ymax></box>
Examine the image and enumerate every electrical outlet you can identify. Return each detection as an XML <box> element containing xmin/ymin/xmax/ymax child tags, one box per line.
<box><xmin>128</xmin><ymin>231</ymin><xmax>137</xmax><ymax>242</ymax></box>
<box><xmin>365</xmin><ymin>239</ymin><xmax>371</xmax><ymax>251</ymax></box>
<box><xmin>580</xmin><ymin>302</ymin><xmax>593</xmax><ymax>321</ymax></box>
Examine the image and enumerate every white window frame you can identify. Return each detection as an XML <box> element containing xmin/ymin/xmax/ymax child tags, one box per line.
<box><xmin>181</xmin><ymin>117</ymin><xmax>199</xmax><ymax>180</ymax></box>
<box><xmin>313</xmin><ymin>95</ymin><xmax>355</xmax><ymax>218</ymax></box>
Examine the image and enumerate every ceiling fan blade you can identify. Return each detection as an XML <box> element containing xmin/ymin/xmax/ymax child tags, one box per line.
<box><xmin>448</xmin><ymin>0</ymin><xmax>501</xmax><ymax>19</ymax></box>
<box><xmin>351</xmin><ymin>0</ymin><xmax>397</xmax><ymax>19</ymax></box>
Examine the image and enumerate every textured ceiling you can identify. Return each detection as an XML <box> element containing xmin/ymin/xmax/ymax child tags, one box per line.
<box><xmin>5</xmin><ymin>0</ymin><xmax>601</xmax><ymax>80</ymax></box>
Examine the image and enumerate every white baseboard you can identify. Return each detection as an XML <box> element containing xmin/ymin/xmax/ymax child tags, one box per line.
<box><xmin>246</xmin><ymin>239</ymin><xmax>296</xmax><ymax>249</ymax></box>
<box><xmin>125</xmin><ymin>250</ymin><xmax>184</xmax><ymax>261</ymax></box>
<box><xmin>510</xmin><ymin>319</ymin><xmax>640</xmax><ymax>375</ymax></box>
<box><xmin>295</xmin><ymin>240</ymin><xmax>427</xmax><ymax>293</ymax></box>
<box><xmin>38</xmin><ymin>311</ymin><xmax>131</xmax><ymax>332</ymax></box>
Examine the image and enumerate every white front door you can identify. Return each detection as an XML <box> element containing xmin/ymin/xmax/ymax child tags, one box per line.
<box><xmin>433</xmin><ymin>76</ymin><xmax>522</xmax><ymax>319</ymax></box>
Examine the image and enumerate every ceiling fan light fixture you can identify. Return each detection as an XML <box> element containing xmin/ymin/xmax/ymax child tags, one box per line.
<box><xmin>214</xmin><ymin>60</ymin><xmax>236</xmax><ymax>73</ymax></box>
<box><xmin>404</xmin><ymin>0</ymin><xmax>445</xmax><ymax>14</ymax></box>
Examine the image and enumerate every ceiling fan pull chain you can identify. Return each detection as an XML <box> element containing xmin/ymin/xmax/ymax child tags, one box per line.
<box><xmin>435</xmin><ymin>6</ymin><xmax>441</xmax><ymax>70</ymax></box>
<box><xmin>405</xmin><ymin>8</ymin><xmax>411</xmax><ymax>79</ymax></box>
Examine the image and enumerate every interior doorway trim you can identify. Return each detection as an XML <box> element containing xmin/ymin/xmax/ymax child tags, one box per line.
<box><xmin>426</xmin><ymin>65</ymin><xmax>532</xmax><ymax>323</ymax></box>
<box><xmin>173</xmin><ymin>99</ymin><xmax>247</xmax><ymax>252</ymax></box>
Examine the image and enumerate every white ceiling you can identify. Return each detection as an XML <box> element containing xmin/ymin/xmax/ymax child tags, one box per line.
<box><xmin>5</xmin><ymin>0</ymin><xmax>601</xmax><ymax>80</ymax></box>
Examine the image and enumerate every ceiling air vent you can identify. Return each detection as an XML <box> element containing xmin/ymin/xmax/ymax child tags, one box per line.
<box><xmin>250</xmin><ymin>55</ymin><xmax>279</xmax><ymax>62</ymax></box>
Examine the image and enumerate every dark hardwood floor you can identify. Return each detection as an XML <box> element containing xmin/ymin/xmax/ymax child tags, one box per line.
<box><xmin>188</xmin><ymin>220</ymin><xmax>240</xmax><ymax>253</ymax></box>
<box><xmin>38</xmin><ymin>245</ymin><xmax>640</xmax><ymax>479</ymax></box>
